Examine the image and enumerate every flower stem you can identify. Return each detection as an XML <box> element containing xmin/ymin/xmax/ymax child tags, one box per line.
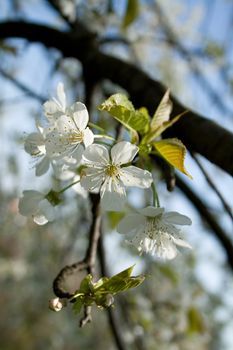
<box><xmin>59</xmin><ymin>179</ymin><xmax>80</xmax><ymax>193</ymax></box>
<box><xmin>94</xmin><ymin>134</ymin><xmax>115</xmax><ymax>141</ymax></box>
<box><xmin>88</xmin><ymin>122</ymin><xmax>105</xmax><ymax>133</ymax></box>
<box><xmin>151</xmin><ymin>183</ymin><xmax>160</xmax><ymax>207</ymax></box>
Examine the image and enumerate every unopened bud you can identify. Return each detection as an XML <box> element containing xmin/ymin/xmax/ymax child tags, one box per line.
<box><xmin>105</xmin><ymin>294</ymin><xmax>114</xmax><ymax>307</ymax></box>
<box><xmin>49</xmin><ymin>297</ymin><xmax>64</xmax><ymax>312</ymax></box>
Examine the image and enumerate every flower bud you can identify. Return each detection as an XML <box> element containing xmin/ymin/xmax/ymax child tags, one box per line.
<box><xmin>105</xmin><ymin>294</ymin><xmax>114</xmax><ymax>307</ymax></box>
<box><xmin>49</xmin><ymin>297</ymin><xmax>63</xmax><ymax>312</ymax></box>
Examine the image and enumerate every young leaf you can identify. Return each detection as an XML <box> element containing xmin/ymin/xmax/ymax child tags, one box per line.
<box><xmin>153</xmin><ymin>138</ymin><xmax>192</xmax><ymax>178</ymax></box>
<box><xmin>150</xmin><ymin>89</ymin><xmax>172</xmax><ymax>132</ymax></box>
<box><xmin>79</xmin><ymin>274</ymin><xmax>93</xmax><ymax>293</ymax></box>
<box><xmin>122</xmin><ymin>0</ymin><xmax>139</xmax><ymax>29</ymax></box>
<box><xmin>99</xmin><ymin>94</ymin><xmax>150</xmax><ymax>141</ymax></box>
<box><xmin>73</xmin><ymin>297</ymin><xmax>83</xmax><ymax>314</ymax></box>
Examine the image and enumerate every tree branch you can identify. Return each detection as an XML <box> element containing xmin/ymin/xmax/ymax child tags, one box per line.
<box><xmin>0</xmin><ymin>20</ymin><xmax>233</xmax><ymax>176</ymax></box>
<box><xmin>192</xmin><ymin>153</ymin><xmax>233</xmax><ymax>222</ymax></box>
<box><xmin>176</xmin><ymin>175</ymin><xmax>233</xmax><ymax>270</ymax></box>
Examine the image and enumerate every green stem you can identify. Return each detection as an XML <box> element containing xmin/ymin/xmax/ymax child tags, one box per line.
<box><xmin>59</xmin><ymin>179</ymin><xmax>80</xmax><ymax>194</ymax></box>
<box><xmin>94</xmin><ymin>134</ymin><xmax>115</xmax><ymax>141</ymax></box>
<box><xmin>88</xmin><ymin>122</ymin><xmax>105</xmax><ymax>133</ymax></box>
<box><xmin>151</xmin><ymin>183</ymin><xmax>160</xmax><ymax>207</ymax></box>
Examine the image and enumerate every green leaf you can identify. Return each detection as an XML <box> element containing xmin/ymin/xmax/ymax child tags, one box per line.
<box><xmin>141</xmin><ymin>89</ymin><xmax>187</xmax><ymax>143</ymax></box>
<box><xmin>79</xmin><ymin>274</ymin><xmax>93</xmax><ymax>293</ymax></box>
<box><xmin>187</xmin><ymin>306</ymin><xmax>205</xmax><ymax>334</ymax></box>
<box><xmin>153</xmin><ymin>138</ymin><xmax>192</xmax><ymax>178</ymax></box>
<box><xmin>150</xmin><ymin>89</ymin><xmax>172</xmax><ymax>132</ymax></box>
<box><xmin>95</xmin><ymin>266</ymin><xmax>145</xmax><ymax>294</ymax></box>
<box><xmin>99</xmin><ymin>94</ymin><xmax>150</xmax><ymax>141</ymax></box>
<box><xmin>122</xmin><ymin>0</ymin><xmax>139</xmax><ymax>29</ymax></box>
<box><xmin>73</xmin><ymin>297</ymin><xmax>83</xmax><ymax>314</ymax></box>
<box><xmin>107</xmin><ymin>211</ymin><xmax>125</xmax><ymax>229</ymax></box>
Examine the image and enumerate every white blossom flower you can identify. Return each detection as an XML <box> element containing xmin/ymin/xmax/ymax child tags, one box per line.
<box><xmin>24</xmin><ymin>124</ymin><xmax>51</xmax><ymax>176</ymax></box>
<box><xmin>117</xmin><ymin>206</ymin><xmax>192</xmax><ymax>259</ymax></box>
<box><xmin>45</xmin><ymin>102</ymin><xmax>94</xmax><ymax>160</ymax></box>
<box><xmin>80</xmin><ymin>141</ymin><xmax>153</xmax><ymax>211</ymax></box>
<box><xmin>18</xmin><ymin>190</ymin><xmax>59</xmax><ymax>225</ymax></box>
<box><xmin>43</xmin><ymin>82</ymin><xmax>67</xmax><ymax>122</ymax></box>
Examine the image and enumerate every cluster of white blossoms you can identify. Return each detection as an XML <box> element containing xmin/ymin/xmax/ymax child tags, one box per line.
<box><xmin>19</xmin><ymin>82</ymin><xmax>192</xmax><ymax>260</ymax></box>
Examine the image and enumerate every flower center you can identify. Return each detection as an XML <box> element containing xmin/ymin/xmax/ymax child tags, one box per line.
<box><xmin>105</xmin><ymin>164</ymin><xmax>119</xmax><ymax>177</ymax></box>
<box><xmin>67</xmin><ymin>130</ymin><xmax>84</xmax><ymax>144</ymax></box>
<box><xmin>146</xmin><ymin>216</ymin><xmax>164</xmax><ymax>239</ymax></box>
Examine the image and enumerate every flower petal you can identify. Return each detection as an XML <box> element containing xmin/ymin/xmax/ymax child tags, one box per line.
<box><xmin>163</xmin><ymin>212</ymin><xmax>192</xmax><ymax>226</ymax></box>
<box><xmin>56</xmin><ymin>115</ymin><xmax>76</xmax><ymax>133</ymax></box>
<box><xmin>156</xmin><ymin>239</ymin><xmax>178</xmax><ymax>260</ymax></box>
<box><xmin>117</xmin><ymin>214</ymin><xmax>146</xmax><ymax>234</ymax></box>
<box><xmin>33</xmin><ymin>215</ymin><xmax>49</xmax><ymax>225</ymax></box>
<box><xmin>172</xmin><ymin>236</ymin><xmax>192</xmax><ymax>249</ymax></box>
<box><xmin>82</xmin><ymin>144</ymin><xmax>109</xmax><ymax>166</ymax></box>
<box><xmin>111</xmin><ymin>141</ymin><xmax>138</xmax><ymax>165</ymax></box>
<box><xmin>43</xmin><ymin>100</ymin><xmax>61</xmax><ymax>117</ymax></box>
<box><xmin>18</xmin><ymin>190</ymin><xmax>44</xmax><ymax>216</ymax></box>
<box><xmin>119</xmin><ymin>166</ymin><xmax>153</xmax><ymax>188</ymax></box>
<box><xmin>100</xmin><ymin>177</ymin><xmax>126</xmax><ymax>211</ymax></box>
<box><xmin>137</xmin><ymin>206</ymin><xmax>164</xmax><ymax>217</ymax></box>
<box><xmin>35</xmin><ymin>156</ymin><xmax>50</xmax><ymax>176</ymax></box>
<box><xmin>72</xmin><ymin>102</ymin><xmax>89</xmax><ymax>130</ymax></box>
<box><xmin>80</xmin><ymin>167</ymin><xmax>105</xmax><ymax>192</ymax></box>
<box><xmin>83</xmin><ymin>127</ymin><xmax>94</xmax><ymax>147</ymax></box>
<box><xmin>56</xmin><ymin>82</ymin><xmax>66</xmax><ymax>111</ymax></box>
<box><xmin>24</xmin><ymin>132</ymin><xmax>44</xmax><ymax>156</ymax></box>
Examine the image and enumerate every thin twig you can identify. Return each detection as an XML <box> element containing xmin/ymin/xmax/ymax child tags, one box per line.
<box><xmin>53</xmin><ymin>194</ymin><xmax>102</xmax><ymax>326</ymax></box>
<box><xmin>192</xmin><ymin>153</ymin><xmax>233</xmax><ymax>222</ymax></box>
<box><xmin>98</xmin><ymin>235</ymin><xmax>128</xmax><ymax>350</ymax></box>
<box><xmin>176</xmin><ymin>175</ymin><xmax>233</xmax><ymax>271</ymax></box>
<box><xmin>0</xmin><ymin>67</ymin><xmax>46</xmax><ymax>103</ymax></box>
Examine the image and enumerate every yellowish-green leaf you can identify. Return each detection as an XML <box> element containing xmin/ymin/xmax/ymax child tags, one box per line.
<box><xmin>122</xmin><ymin>0</ymin><xmax>139</xmax><ymax>29</ymax></box>
<box><xmin>150</xmin><ymin>89</ymin><xmax>172</xmax><ymax>132</ymax></box>
<box><xmin>187</xmin><ymin>306</ymin><xmax>205</xmax><ymax>334</ymax></box>
<box><xmin>143</xmin><ymin>110</ymin><xmax>187</xmax><ymax>143</ymax></box>
<box><xmin>99</xmin><ymin>93</ymin><xmax>150</xmax><ymax>142</ymax></box>
<box><xmin>153</xmin><ymin>138</ymin><xmax>192</xmax><ymax>178</ymax></box>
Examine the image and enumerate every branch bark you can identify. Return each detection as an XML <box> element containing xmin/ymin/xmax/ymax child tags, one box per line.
<box><xmin>0</xmin><ymin>20</ymin><xmax>233</xmax><ymax>176</ymax></box>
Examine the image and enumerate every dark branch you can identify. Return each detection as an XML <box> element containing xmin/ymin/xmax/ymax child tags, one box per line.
<box><xmin>176</xmin><ymin>176</ymin><xmax>233</xmax><ymax>270</ymax></box>
<box><xmin>0</xmin><ymin>21</ymin><xmax>233</xmax><ymax>176</ymax></box>
<box><xmin>192</xmin><ymin>153</ymin><xmax>233</xmax><ymax>222</ymax></box>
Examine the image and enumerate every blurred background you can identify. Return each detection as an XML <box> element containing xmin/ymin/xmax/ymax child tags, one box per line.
<box><xmin>0</xmin><ymin>0</ymin><xmax>233</xmax><ymax>349</ymax></box>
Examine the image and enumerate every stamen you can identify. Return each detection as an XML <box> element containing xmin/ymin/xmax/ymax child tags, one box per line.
<box><xmin>105</xmin><ymin>164</ymin><xmax>119</xmax><ymax>177</ymax></box>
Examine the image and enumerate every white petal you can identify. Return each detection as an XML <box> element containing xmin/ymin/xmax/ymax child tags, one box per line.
<box><xmin>45</xmin><ymin>131</ymin><xmax>76</xmax><ymax>158</ymax></box>
<box><xmin>34</xmin><ymin>215</ymin><xmax>48</xmax><ymax>225</ymax></box>
<box><xmin>35</xmin><ymin>156</ymin><xmax>50</xmax><ymax>176</ymax></box>
<box><xmin>172</xmin><ymin>236</ymin><xmax>192</xmax><ymax>249</ymax></box>
<box><xmin>100</xmin><ymin>177</ymin><xmax>126</xmax><ymax>211</ymax></box>
<box><xmin>38</xmin><ymin>199</ymin><xmax>55</xmax><ymax>221</ymax></box>
<box><xmin>56</xmin><ymin>115</ymin><xmax>76</xmax><ymax>133</ymax></box>
<box><xmin>18</xmin><ymin>190</ymin><xmax>44</xmax><ymax>216</ymax></box>
<box><xmin>72</xmin><ymin>181</ymin><xmax>88</xmax><ymax>198</ymax></box>
<box><xmin>117</xmin><ymin>214</ymin><xmax>146</xmax><ymax>234</ymax></box>
<box><xmin>156</xmin><ymin>241</ymin><xmax>178</xmax><ymax>260</ymax></box>
<box><xmin>111</xmin><ymin>141</ymin><xmax>138</xmax><ymax>165</ymax></box>
<box><xmin>119</xmin><ymin>166</ymin><xmax>153</xmax><ymax>188</ymax></box>
<box><xmin>24</xmin><ymin>132</ymin><xmax>44</xmax><ymax>155</ymax></box>
<box><xmin>83</xmin><ymin>127</ymin><xmax>94</xmax><ymax>147</ymax></box>
<box><xmin>57</xmin><ymin>82</ymin><xmax>66</xmax><ymax>111</ymax></box>
<box><xmin>163</xmin><ymin>212</ymin><xmax>192</xmax><ymax>226</ymax></box>
<box><xmin>80</xmin><ymin>167</ymin><xmax>105</xmax><ymax>192</ymax></box>
<box><xmin>72</xmin><ymin>102</ymin><xmax>89</xmax><ymax>130</ymax></box>
<box><xmin>82</xmin><ymin>144</ymin><xmax>109</xmax><ymax>166</ymax></box>
<box><xmin>43</xmin><ymin>100</ymin><xmax>60</xmax><ymax>116</ymax></box>
<box><xmin>137</xmin><ymin>206</ymin><xmax>164</xmax><ymax>217</ymax></box>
